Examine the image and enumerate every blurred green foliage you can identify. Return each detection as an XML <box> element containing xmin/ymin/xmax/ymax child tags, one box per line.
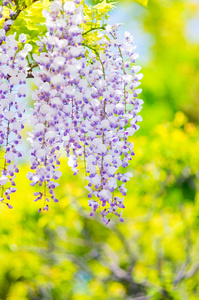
<box><xmin>1</xmin><ymin>112</ymin><xmax>199</xmax><ymax>299</ymax></box>
<box><xmin>1</xmin><ymin>0</ymin><xmax>199</xmax><ymax>299</ymax></box>
<box><xmin>141</xmin><ymin>0</ymin><xmax>199</xmax><ymax>129</ymax></box>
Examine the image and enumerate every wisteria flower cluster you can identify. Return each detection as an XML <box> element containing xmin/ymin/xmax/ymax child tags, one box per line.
<box><xmin>83</xmin><ymin>26</ymin><xmax>143</xmax><ymax>224</ymax></box>
<box><xmin>0</xmin><ymin>28</ymin><xmax>31</xmax><ymax>207</ymax></box>
<box><xmin>0</xmin><ymin>0</ymin><xmax>143</xmax><ymax>224</ymax></box>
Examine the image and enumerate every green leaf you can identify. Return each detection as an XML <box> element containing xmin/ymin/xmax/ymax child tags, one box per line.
<box><xmin>8</xmin><ymin>0</ymin><xmax>51</xmax><ymax>53</ymax></box>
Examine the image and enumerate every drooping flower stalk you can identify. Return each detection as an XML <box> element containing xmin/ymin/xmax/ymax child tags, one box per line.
<box><xmin>27</xmin><ymin>0</ymin><xmax>88</xmax><ymax>211</ymax></box>
<box><xmin>82</xmin><ymin>25</ymin><xmax>143</xmax><ymax>224</ymax></box>
<box><xmin>0</xmin><ymin>31</ymin><xmax>31</xmax><ymax>207</ymax></box>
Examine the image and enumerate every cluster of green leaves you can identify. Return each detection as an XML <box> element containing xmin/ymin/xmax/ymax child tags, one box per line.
<box><xmin>82</xmin><ymin>0</ymin><xmax>115</xmax><ymax>54</ymax></box>
<box><xmin>9</xmin><ymin>0</ymin><xmax>50</xmax><ymax>52</ymax></box>
<box><xmin>140</xmin><ymin>0</ymin><xmax>199</xmax><ymax>129</ymax></box>
<box><xmin>0</xmin><ymin>0</ymin><xmax>50</xmax><ymax>54</ymax></box>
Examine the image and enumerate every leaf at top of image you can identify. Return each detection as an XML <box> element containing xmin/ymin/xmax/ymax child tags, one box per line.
<box><xmin>87</xmin><ymin>0</ymin><xmax>148</xmax><ymax>8</ymax></box>
<box><xmin>8</xmin><ymin>0</ymin><xmax>51</xmax><ymax>52</ymax></box>
<box><xmin>93</xmin><ymin>0</ymin><xmax>116</xmax><ymax>13</ymax></box>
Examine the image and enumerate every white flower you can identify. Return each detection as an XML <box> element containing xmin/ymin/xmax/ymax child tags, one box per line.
<box><xmin>124</xmin><ymin>31</ymin><xmax>131</xmax><ymax>38</ymax></box>
<box><xmin>45</xmin><ymin>131</ymin><xmax>56</xmax><ymax>139</ymax></box>
<box><xmin>63</xmin><ymin>1</ymin><xmax>76</xmax><ymax>13</ymax></box>
<box><xmin>79</xmin><ymin>79</ymin><xmax>88</xmax><ymax>89</ymax></box>
<box><xmin>116</xmin><ymin>103</ymin><xmax>124</xmax><ymax>111</ymax></box>
<box><xmin>51</xmin><ymin>97</ymin><xmax>62</xmax><ymax>106</ymax></box>
<box><xmin>68</xmin><ymin>155</ymin><xmax>76</xmax><ymax>167</ymax></box>
<box><xmin>126</xmin><ymin>127</ymin><xmax>136</xmax><ymax>136</ymax></box>
<box><xmin>131</xmin><ymin>53</ymin><xmax>139</xmax><ymax>60</ymax></box>
<box><xmin>131</xmin><ymin>65</ymin><xmax>141</xmax><ymax>73</ymax></box>
<box><xmin>12</xmin><ymin>122</ymin><xmax>22</xmax><ymax>132</ymax></box>
<box><xmin>64</xmin><ymin>86</ymin><xmax>75</xmax><ymax>96</ymax></box>
<box><xmin>10</xmin><ymin>75</ymin><xmax>19</xmax><ymax>85</ymax></box>
<box><xmin>106</xmin><ymin>25</ymin><xmax>112</xmax><ymax>33</ymax></box>
<box><xmin>101</xmin><ymin>120</ymin><xmax>109</xmax><ymax>129</ymax></box>
<box><xmin>0</xmin><ymin>54</ymin><xmax>8</xmax><ymax>63</ymax></box>
<box><xmin>40</xmin><ymin>104</ymin><xmax>51</xmax><ymax>115</ymax></box>
<box><xmin>108</xmin><ymin>166</ymin><xmax>118</xmax><ymax>175</ymax></box>
<box><xmin>53</xmin><ymin>56</ymin><xmax>65</xmax><ymax>69</ymax></box>
<box><xmin>54</xmin><ymin>170</ymin><xmax>62</xmax><ymax>179</ymax></box>
<box><xmin>63</xmin><ymin>105</ymin><xmax>72</xmax><ymax>114</ymax></box>
<box><xmin>136</xmin><ymin>115</ymin><xmax>143</xmax><ymax>122</ymax></box>
<box><xmin>99</xmin><ymin>189</ymin><xmax>111</xmax><ymax>200</ymax></box>
<box><xmin>42</xmin><ymin>82</ymin><xmax>51</xmax><ymax>92</ymax></box>
<box><xmin>137</xmin><ymin>99</ymin><xmax>144</xmax><ymax>105</ymax></box>
<box><xmin>122</xmin><ymin>74</ymin><xmax>132</xmax><ymax>82</ymax></box>
<box><xmin>19</xmin><ymin>33</ymin><xmax>27</xmax><ymax>43</ymax></box>
<box><xmin>135</xmin><ymin>88</ymin><xmax>142</xmax><ymax>94</ymax></box>
<box><xmin>131</xmin><ymin>81</ymin><xmax>141</xmax><ymax>88</ymax></box>
<box><xmin>91</xmin><ymin>174</ymin><xmax>101</xmax><ymax>185</ymax></box>
<box><xmin>107</xmin><ymin>177</ymin><xmax>117</xmax><ymax>189</ymax></box>
<box><xmin>7</xmin><ymin>48</ymin><xmax>15</xmax><ymax>58</ymax></box>
<box><xmin>51</xmin><ymin>74</ymin><xmax>64</xmax><ymax>86</ymax></box>
<box><xmin>71</xmin><ymin>13</ymin><xmax>83</xmax><ymax>25</ymax></box>
<box><xmin>51</xmin><ymin>1</ymin><xmax>61</xmax><ymax>12</ymax></box>
<box><xmin>87</xmin><ymin>163</ymin><xmax>97</xmax><ymax>174</ymax></box>
<box><xmin>0</xmin><ymin>176</ymin><xmax>8</xmax><ymax>186</ymax></box>
<box><xmin>35</xmin><ymin>123</ymin><xmax>45</xmax><ymax>132</ymax></box>
<box><xmin>0</xmin><ymin>29</ymin><xmax>5</xmax><ymax>37</ymax></box>
<box><xmin>4</xmin><ymin>111</ymin><xmax>15</xmax><ymax>121</ymax></box>
<box><xmin>5</xmin><ymin>152</ymin><xmax>15</xmax><ymax>161</ymax></box>
<box><xmin>106</xmin><ymin>104</ymin><xmax>115</xmax><ymax>114</ymax></box>
<box><xmin>98</xmin><ymin>144</ymin><xmax>107</xmax><ymax>153</ymax></box>
<box><xmin>69</xmin><ymin>46</ymin><xmax>81</xmax><ymax>57</ymax></box>
<box><xmin>36</xmin><ymin>149</ymin><xmax>46</xmax><ymax>158</ymax></box>
<box><xmin>23</xmin><ymin>43</ymin><xmax>33</xmax><ymax>52</ymax></box>
<box><xmin>91</xmin><ymin>99</ymin><xmax>100</xmax><ymax>108</ymax></box>
<box><xmin>104</xmin><ymin>155</ymin><xmax>112</xmax><ymax>164</ymax></box>
<box><xmin>135</xmin><ymin>73</ymin><xmax>143</xmax><ymax>80</ymax></box>
<box><xmin>92</xmin><ymin>138</ymin><xmax>102</xmax><ymax>147</ymax></box>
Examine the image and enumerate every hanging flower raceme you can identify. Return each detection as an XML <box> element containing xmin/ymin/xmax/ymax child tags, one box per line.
<box><xmin>0</xmin><ymin>30</ymin><xmax>30</xmax><ymax>207</ymax></box>
<box><xmin>27</xmin><ymin>0</ymin><xmax>88</xmax><ymax>211</ymax></box>
<box><xmin>80</xmin><ymin>25</ymin><xmax>143</xmax><ymax>224</ymax></box>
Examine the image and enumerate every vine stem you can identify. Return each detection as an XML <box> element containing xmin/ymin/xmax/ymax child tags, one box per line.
<box><xmin>82</xmin><ymin>26</ymin><xmax>106</xmax><ymax>36</ymax></box>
